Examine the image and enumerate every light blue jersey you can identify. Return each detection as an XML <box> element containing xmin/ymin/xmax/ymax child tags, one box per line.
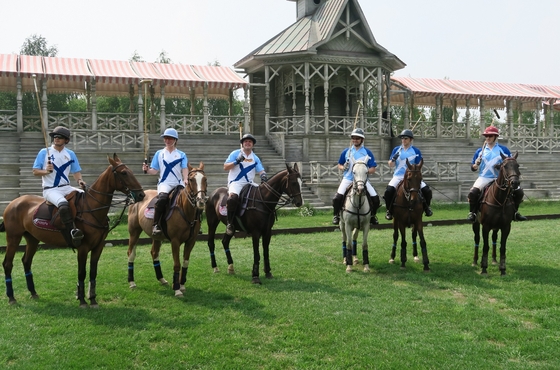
<box><xmin>150</xmin><ymin>148</ymin><xmax>188</xmax><ymax>189</ymax></box>
<box><xmin>471</xmin><ymin>143</ymin><xmax>512</xmax><ymax>179</ymax></box>
<box><xmin>338</xmin><ymin>146</ymin><xmax>377</xmax><ymax>181</ymax></box>
<box><xmin>33</xmin><ymin>145</ymin><xmax>82</xmax><ymax>189</ymax></box>
<box><xmin>389</xmin><ymin>145</ymin><xmax>423</xmax><ymax>177</ymax></box>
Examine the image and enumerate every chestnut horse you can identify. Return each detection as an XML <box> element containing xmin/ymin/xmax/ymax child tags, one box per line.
<box><xmin>127</xmin><ymin>162</ymin><xmax>207</xmax><ymax>297</ymax></box>
<box><xmin>472</xmin><ymin>153</ymin><xmax>520</xmax><ymax>276</ymax></box>
<box><xmin>205</xmin><ymin>163</ymin><xmax>303</xmax><ymax>284</ymax></box>
<box><xmin>389</xmin><ymin>159</ymin><xmax>430</xmax><ymax>271</ymax></box>
<box><xmin>1</xmin><ymin>154</ymin><xmax>145</xmax><ymax>307</ymax></box>
<box><xmin>340</xmin><ymin>161</ymin><xmax>371</xmax><ymax>273</ymax></box>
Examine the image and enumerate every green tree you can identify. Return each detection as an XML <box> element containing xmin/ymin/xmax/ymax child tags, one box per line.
<box><xmin>20</xmin><ymin>34</ymin><xmax>58</xmax><ymax>57</ymax></box>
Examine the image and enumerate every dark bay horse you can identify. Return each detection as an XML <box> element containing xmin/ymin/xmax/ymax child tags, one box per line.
<box><xmin>389</xmin><ymin>158</ymin><xmax>430</xmax><ymax>271</ymax></box>
<box><xmin>340</xmin><ymin>161</ymin><xmax>371</xmax><ymax>273</ymax></box>
<box><xmin>127</xmin><ymin>162</ymin><xmax>207</xmax><ymax>297</ymax></box>
<box><xmin>1</xmin><ymin>154</ymin><xmax>145</xmax><ymax>307</ymax></box>
<box><xmin>205</xmin><ymin>163</ymin><xmax>303</xmax><ymax>284</ymax></box>
<box><xmin>472</xmin><ymin>153</ymin><xmax>520</xmax><ymax>276</ymax></box>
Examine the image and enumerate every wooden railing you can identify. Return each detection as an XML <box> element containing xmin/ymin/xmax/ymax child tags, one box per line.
<box><xmin>308</xmin><ymin>161</ymin><xmax>460</xmax><ymax>184</ymax></box>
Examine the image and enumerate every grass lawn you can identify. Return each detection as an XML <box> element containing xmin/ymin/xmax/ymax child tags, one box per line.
<box><xmin>0</xmin><ymin>201</ymin><xmax>559</xmax><ymax>369</ymax></box>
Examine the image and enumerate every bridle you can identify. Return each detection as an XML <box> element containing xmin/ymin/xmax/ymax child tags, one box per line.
<box><xmin>402</xmin><ymin>168</ymin><xmax>422</xmax><ymax>203</ymax></box>
<box><xmin>185</xmin><ymin>168</ymin><xmax>207</xmax><ymax>207</ymax></box>
<box><xmin>495</xmin><ymin>157</ymin><xmax>520</xmax><ymax>191</ymax></box>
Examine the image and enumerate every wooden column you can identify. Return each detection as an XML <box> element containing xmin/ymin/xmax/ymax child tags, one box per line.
<box><xmin>41</xmin><ymin>79</ymin><xmax>48</xmax><ymax>131</ymax></box>
<box><xmin>376</xmin><ymin>68</ymin><xmax>383</xmax><ymax>136</ymax></box>
<box><xmin>436</xmin><ymin>94</ymin><xmax>442</xmax><ymax>138</ymax></box>
<box><xmin>506</xmin><ymin>100</ymin><xmax>513</xmax><ymax>137</ymax></box>
<box><xmin>465</xmin><ymin>99</ymin><xmax>471</xmax><ymax>139</ymax></box>
<box><xmin>323</xmin><ymin>64</ymin><xmax>329</xmax><ymax>135</ymax></box>
<box><xmin>16</xmin><ymin>77</ymin><xmax>23</xmax><ymax>133</ymax></box>
<box><xmin>535</xmin><ymin>101</ymin><xmax>541</xmax><ymax>137</ymax></box>
<box><xmin>549</xmin><ymin>99</ymin><xmax>555</xmax><ymax>136</ymax></box>
<box><xmin>304</xmin><ymin>62</ymin><xmax>310</xmax><ymax>134</ymax></box>
<box><xmin>91</xmin><ymin>80</ymin><xmax>97</xmax><ymax>131</ymax></box>
<box><xmin>160</xmin><ymin>85</ymin><xmax>166</xmax><ymax>133</ymax></box>
<box><xmin>137</xmin><ymin>82</ymin><xmax>144</xmax><ymax>135</ymax></box>
<box><xmin>479</xmin><ymin>99</ymin><xmax>485</xmax><ymax>136</ymax></box>
<box><xmin>243</xmin><ymin>86</ymin><xmax>250</xmax><ymax>134</ymax></box>
<box><xmin>203</xmin><ymin>83</ymin><xmax>209</xmax><ymax>134</ymax></box>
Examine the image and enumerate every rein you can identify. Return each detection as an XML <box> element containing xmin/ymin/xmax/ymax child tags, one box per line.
<box><xmin>248</xmin><ymin>170</ymin><xmax>302</xmax><ymax>214</ymax></box>
<box><xmin>174</xmin><ymin>168</ymin><xmax>207</xmax><ymax>225</ymax></box>
<box><xmin>76</xmin><ymin>163</ymin><xmax>137</xmax><ymax>231</ymax></box>
<box><xmin>485</xmin><ymin>158</ymin><xmax>518</xmax><ymax>208</ymax></box>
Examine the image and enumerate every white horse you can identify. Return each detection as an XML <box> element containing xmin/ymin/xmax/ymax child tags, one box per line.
<box><xmin>340</xmin><ymin>161</ymin><xmax>371</xmax><ymax>273</ymax></box>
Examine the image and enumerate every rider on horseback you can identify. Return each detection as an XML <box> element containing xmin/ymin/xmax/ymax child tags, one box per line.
<box><xmin>32</xmin><ymin>126</ymin><xmax>86</xmax><ymax>248</ymax></box>
<box><xmin>332</xmin><ymin>128</ymin><xmax>381</xmax><ymax>228</ymax></box>
<box><xmin>142</xmin><ymin>128</ymin><xmax>189</xmax><ymax>236</ymax></box>
<box><xmin>384</xmin><ymin>129</ymin><xmax>433</xmax><ymax>220</ymax></box>
<box><xmin>223</xmin><ymin>133</ymin><xmax>267</xmax><ymax>236</ymax></box>
<box><xmin>467</xmin><ymin>125</ymin><xmax>527</xmax><ymax>222</ymax></box>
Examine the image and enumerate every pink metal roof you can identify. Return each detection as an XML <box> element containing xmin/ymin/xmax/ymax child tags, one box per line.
<box><xmin>0</xmin><ymin>54</ymin><xmax>18</xmax><ymax>92</ymax></box>
<box><xmin>43</xmin><ymin>56</ymin><xmax>92</xmax><ymax>93</ymax></box>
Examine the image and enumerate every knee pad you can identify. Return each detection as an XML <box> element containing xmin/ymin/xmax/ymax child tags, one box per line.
<box><xmin>468</xmin><ymin>188</ymin><xmax>481</xmax><ymax>202</ymax></box>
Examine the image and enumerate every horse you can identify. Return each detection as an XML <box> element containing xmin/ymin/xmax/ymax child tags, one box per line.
<box><xmin>126</xmin><ymin>162</ymin><xmax>207</xmax><ymax>297</ymax></box>
<box><xmin>389</xmin><ymin>158</ymin><xmax>430</xmax><ymax>271</ymax></box>
<box><xmin>472</xmin><ymin>153</ymin><xmax>520</xmax><ymax>276</ymax></box>
<box><xmin>0</xmin><ymin>154</ymin><xmax>145</xmax><ymax>307</ymax></box>
<box><xmin>340</xmin><ymin>161</ymin><xmax>371</xmax><ymax>273</ymax></box>
<box><xmin>205</xmin><ymin>163</ymin><xmax>303</xmax><ymax>284</ymax></box>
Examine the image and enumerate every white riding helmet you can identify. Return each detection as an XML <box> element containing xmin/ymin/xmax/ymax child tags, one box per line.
<box><xmin>161</xmin><ymin>128</ymin><xmax>179</xmax><ymax>140</ymax></box>
<box><xmin>350</xmin><ymin>128</ymin><xmax>365</xmax><ymax>139</ymax></box>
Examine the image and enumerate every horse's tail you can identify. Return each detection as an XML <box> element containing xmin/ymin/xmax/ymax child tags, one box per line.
<box><xmin>0</xmin><ymin>221</ymin><xmax>5</xmax><ymax>232</ymax></box>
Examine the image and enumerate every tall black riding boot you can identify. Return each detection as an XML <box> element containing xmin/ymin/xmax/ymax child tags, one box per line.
<box><xmin>383</xmin><ymin>186</ymin><xmax>396</xmax><ymax>220</ymax></box>
<box><xmin>367</xmin><ymin>194</ymin><xmax>380</xmax><ymax>226</ymax></box>
<box><xmin>152</xmin><ymin>193</ymin><xmax>169</xmax><ymax>236</ymax></box>
<box><xmin>421</xmin><ymin>185</ymin><xmax>433</xmax><ymax>217</ymax></box>
<box><xmin>59</xmin><ymin>201</ymin><xmax>82</xmax><ymax>248</ymax></box>
<box><xmin>512</xmin><ymin>188</ymin><xmax>527</xmax><ymax>221</ymax></box>
<box><xmin>467</xmin><ymin>187</ymin><xmax>481</xmax><ymax>222</ymax></box>
<box><xmin>226</xmin><ymin>194</ymin><xmax>240</xmax><ymax>235</ymax></box>
<box><xmin>332</xmin><ymin>193</ymin><xmax>344</xmax><ymax>225</ymax></box>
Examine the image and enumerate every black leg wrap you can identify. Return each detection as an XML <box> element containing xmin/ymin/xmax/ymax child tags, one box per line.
<box><xmin>128</xmin><ymin>262</ymin><xmax>134</xmax><ymax>282</ymax></box>
<box><xmin>153</xmin><ymin>261</ymin><xmax>164</xmax><ymax>280</ymax></box>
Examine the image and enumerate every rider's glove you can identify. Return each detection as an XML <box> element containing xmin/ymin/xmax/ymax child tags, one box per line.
<box><xmin>235</xmin><ymin>154</ymin><xmax>245</xmax><ymax>164</ymax></box>
<box><xmin>260</xmin><ymin>173</ymin><xmax>268</xmax><ymax>183</ymax></box>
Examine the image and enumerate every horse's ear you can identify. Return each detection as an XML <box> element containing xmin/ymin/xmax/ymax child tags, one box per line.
<box><xmin>188</xmin><ymin>163</ymin><xmax>193</xmax><ymax>171</ymax></box>
<box><xmin>406</xmin><ymin>158</ymin><xmax>411</xmax><ymax>169</ymax></box>
<box><xmin>500</xmin><ymin>152</ymin><xmax>507</xmax><ymax>160</ymax></box>
<box><xmin>293</xmin><ymin>162</ymin><xmax>299</xmax><ymax>173</ymax></box>
<box><xmin>108</xmin><ymin>154</ymin><xmax>116</xmax><ymax>166</ymax></box>
<box><xmin>513</xmin><ymin>151</ymin><xmax>518</xmax><ymax>160</ymax></box>
<box><xmin>199</xmin><ymin>161</ymin><xmax>204</xmax><ymax>170</ymax></box>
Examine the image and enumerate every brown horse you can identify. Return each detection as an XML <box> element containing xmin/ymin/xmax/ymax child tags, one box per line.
<box><xmin>127</xmin><ymin>162</ymin><xmax>207</xmax><ymax>297</ymax></box>
<box><xmin>472</xmin><ymin>153</ymin><xmax>520</xmax><ymax>276</ymax></box>
<box><xmin>389</xmin><ymin>158</ymin><xmax>430</xmax><ymax>271</ymax></box>
<box><xmin>205</xmin><ymin>163</ymin><xmax>303</xmax><ymax>284</ymax></box>
<box><xmin>1</xmin><ymin>154</ymin><xmax>145</xmax><ymax>307</ymax></box>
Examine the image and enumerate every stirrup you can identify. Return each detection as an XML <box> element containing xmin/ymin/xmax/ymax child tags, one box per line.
<box><xmin>332</xmin><ymin>215</ymin><xmax>340</xmax><ymax>225</ymax></box>
<box><xmin>225</xmin><ymin>223</ymin><xmax>235</xmax><ymax>236</ymax></box>
<box><xmin>370</xmin><ymin>216</ymin><xmax>378</xmax><ymax>226</ymax></box>
<box><xmin>385</xmin><ymin>210</ymin><xmax>392</xmax><ymax>220</ymax></box>
<box><xmin>514</xmin><ymin>212</ymin><xmax>527</xmax><ymax>221</ymax></box>
<box><xmin>70</xmin><ymin>229</ymin><xmax>83</xmax><ymax>247</ymax></box>
<box><xmin>152</xmin><ymin>225</ymin><xmax>162</xmax><ymax>236</ymax></box>
<box><xmin>467</xmin><ymin>212</ymin><xmax>476</xmax><ymax>222</ymax></box>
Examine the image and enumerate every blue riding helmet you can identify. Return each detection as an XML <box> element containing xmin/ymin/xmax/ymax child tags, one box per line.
<box><xmin>161</xmin><ymin>128</ymin><xmax>179</xmax><ymax>140</ymax></box>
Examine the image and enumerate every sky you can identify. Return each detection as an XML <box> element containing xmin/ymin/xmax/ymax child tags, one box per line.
<box><xmin>1</xmin><ymin>0</ymin><xmax>558</xmax><ymax>86</ymax></box>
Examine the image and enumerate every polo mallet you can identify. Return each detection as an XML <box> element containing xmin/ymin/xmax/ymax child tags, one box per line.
<box><xmin>141</xmin><ymin>79</ymin><xmax>152</xmax><ymax>173</ymax></box>
<box><xmin>239</xmin><ymin>122</ymin><xmax>243</xmax><ymax>149</ymax></box>
<box><xmin>33</xmin><ymin>74</ymin><xmax>52</xmax><ymax>172</ymax></box>
<box><xmin>410</xmin><ymin>113</ymin><xmax>423</xmax><ymax>132</ymax></box>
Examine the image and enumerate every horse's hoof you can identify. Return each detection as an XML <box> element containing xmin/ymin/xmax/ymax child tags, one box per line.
<box><xmin>389</xmin><ymin>259</ymin><xmax>394</xmax><ymax>264</ymax></box>
<box><xmin>400</xmin><ymin>266</ymin><xmax>406</xmax><ymax>270</ymax></box>
<box><xmin>79</xmin><ymin>303</ymin><xmax>89</xmax><ymax>309</ymax></box>
<box><xmin>342</xmin><ymin>258</ymin><xmax>347</xmax><ymax>265</ymax></box>
<box><xmin>159</xmin><ymin>278</ymin><xmax>169</xmax><ymax>286</ymax></box>
<box><xmin>180</xmin><ymin>285</ymin><xmax>186</xmax><ymax>293</ymax></box>
<box><xmin>353</xmin><ymin>257</ymin><xmax>359</xmax><ymax>265</ymax></box>
<box><xmin>227</xmin><ymin>264</ymin><xmax>235</xmax><ymax>275</ymax></box>
<box><xmin>363</xmin><ymin>265</ymin><xmax>370</xmax><ymax>273</ymax></box>
<box><xmin>471</xmin><ymin>263</ymin><xmax>478</xmax><ymax>267</ymax></box>
<box><xmin>213</xmin><ymin>267</ymin><xmax>220</xmax><ymax>273</ymax></box>
<box><xmin>30</xmin><ymin>293</ymin><xmax>40</xmax><ymax>300</ymax></box>
<box><xmin>174</xmin><ymin>290</ymin><xmax>184</xmax><ymax>297</ymax></box>
<box><xmin>346</xmin><ymin>266</ymin><xmax>352</xmax><ymax>273</ymax></box>
<box><xmin>129</xmin><ymin>282</ymin><xmax>137</xmax><ymax>289</ymax></box>
<box><xmin>492</xmin><ymin>260</ymin><xmax>498</xmax><ymax>265</ymax></box>
<box><xmin>8</xmin><ymin>298</ymin><xmax>17</xmax><ymax>305</ymax></box>
<box><xmin>90</xmin><ymin>304</ymin><xmax>99</xmax><ymax>309</ymax></box>
<box><xmin>480</xmin><ymin>272</ymin><xmax>488</xmax><ymax>276</ymax></box>
<box><xmin>251</xmin><ymin>277</ymin><xmax>262</xmax><ymax>285</ymax></box>
<box><xmin>413</xmin><ymin>256</ymin><xmax>420</xmax><ymax>263</ymax></box>
<box><xmin>265</xmin><ymin>273</ymin><xmax>273</xmax><ymax>279</ymax></box>
<box><xmin>423</xmin><ymin>268</ymin><xmax>431</xmax><ymax>273</ymax></box>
